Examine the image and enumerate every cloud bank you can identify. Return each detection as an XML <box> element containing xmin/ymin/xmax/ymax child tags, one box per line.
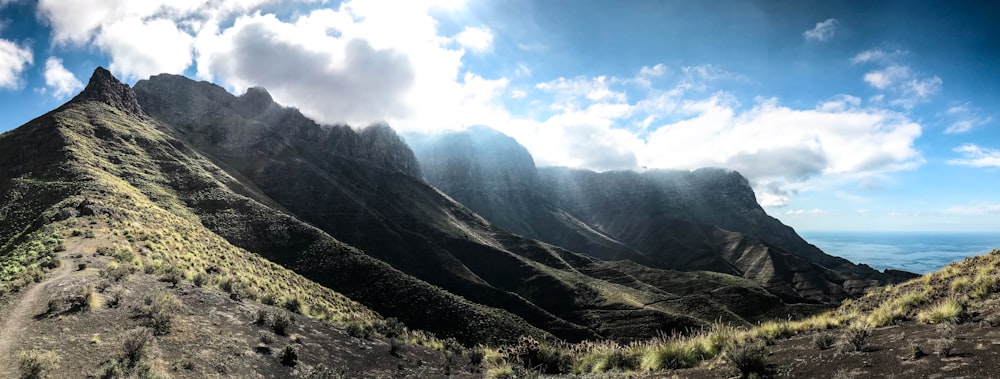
<box><xmin>31</xmin><ymin>0</ymin><xmax>935</xmax><ymax>208</ymax></box>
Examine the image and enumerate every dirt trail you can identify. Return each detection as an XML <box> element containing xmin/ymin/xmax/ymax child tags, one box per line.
<box><xmin>0</xmin><ymin>241</ymin><xmax>78</xmax><ymax>373</ymax></box>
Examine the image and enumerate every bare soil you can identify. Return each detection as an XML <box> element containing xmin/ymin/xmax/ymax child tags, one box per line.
<box><xmin>0</xmin><ymin>225</ymin><xmax>478</xmax><ymax>378</ymax></box>
<box><xmin>0</xmin><ymin>235</ymin><xmax>83</xmax><ymax>373</ymax></box>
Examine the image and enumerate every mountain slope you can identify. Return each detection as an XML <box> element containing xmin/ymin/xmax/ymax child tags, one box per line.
<box><xmin>408</xmin><ymin>127</ymin><xmax>915</xmax><ymax>303</ymax></box>
<box><xmin>0</xmin><ymin>69</ymin><xmax>483</xmax><ymax>377</ymax></box>
<box><xmin>132</xmin><ymin>72</ymin><xmax>803</xmax><ymax>341</ymax></box>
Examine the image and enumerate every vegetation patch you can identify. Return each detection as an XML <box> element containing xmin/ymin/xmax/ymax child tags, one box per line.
<box><xmin>18</xmin><ymin>349</ymin><xmax>60</xmax><ymax>379</ymax></box>
<box><xmin>918</xmin><ymin>298</ymin><xmax>964</xmax><ymax>324</ymax></box>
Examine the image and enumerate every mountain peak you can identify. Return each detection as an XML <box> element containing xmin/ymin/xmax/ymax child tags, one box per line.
<box><xmin>70</xmin><ymin>66</ymin><xmax>144</xmax><ymax>116</ymax></box>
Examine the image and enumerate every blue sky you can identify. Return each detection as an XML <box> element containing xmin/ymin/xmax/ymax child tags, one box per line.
<box><xmin>0</xmin><ymin>0</ymin><xmax>998</xmax><ymax>232</ymax></box>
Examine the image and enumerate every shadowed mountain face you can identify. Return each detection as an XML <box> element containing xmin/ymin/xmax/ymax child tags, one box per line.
<box><xmin>127</xmin><ymin>72</ymin><xmax>812</xmax><ymax>342</ymax></box>
<box><xmin>408</xmin><ymin>127</ymin><xmax>917</xmax><ymax>303</ymax></box>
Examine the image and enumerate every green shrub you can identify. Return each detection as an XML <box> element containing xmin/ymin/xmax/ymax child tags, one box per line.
<box><xmin>813</xmin><ymin>332</ymin><xmax>835</xmax><ymax>350</ymax></box>
<box><xmin>638</xmin><ymin>340</ymin><xmax>699</xmax><ymax>371</ymax></box>
<box><xmin>918</xmin><ymin>298</ymin><xmax>964</xmax><ymax>324</ymax></box>
<box><xmin>120</xmin><ymin>328</ymin><xmax>155</xmax><ymax>368</ymax></box>
<box><xmin>18</xmin><ymin>349</ymin><xmax>60</xmax><ymax>379</ymax></box>
<box><xmin>500</xmin><ymin>336</ymin><xmax>571</xmax><ymax>374</ymax></box>
<box><xmin>840</xmin><ymin>325</ymin><xmax>872</xmax><ymax>352</ymax></box>
<box><xmin>191</xmin><ymin>272</ymin><xmax>208</xmax><ymax>287</ymax></box>
<box><xmin>724</xmin><ymin>339</ymin><xmax>769</xmax><ymax>379</ymax></box>
<box><xmin>346</xmin><ymin>322</ymin><xmax>372</xmax><ymax>340</ymax></box>
<box><xmin>138</xmin><ymin>293</ymin><xmax>179</xmax><ymax>335</ymax></box>
<box><xmin>376</xmin><ymin>317</ymin><xmax>406</xmax><ymax>339</ymax></box>
<box><xmin>484</xmin><ymin>364</ymin><xmax>514</xmax><ymax>379</ymax></box>
<box><xmin>159</xmin><ymin>266</ymin><xmax>184</xmax><ymax>287</ymax></box>
<box><xmin>100</xmin><ymin>262</ymin><xmax>131</xmax><ymax>282</ymax></box>
<box><xmin>283</xmin><ymin>296</ymin><xmax>305</xmax><ymax>314</ymax></box>
<box><xmin>279</xmin><ymin>345</ymin><xmax>299</xmax><ymax>366</ymax></box>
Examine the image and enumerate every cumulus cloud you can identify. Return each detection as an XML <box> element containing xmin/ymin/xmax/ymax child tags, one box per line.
<box><xmin>36</xmin><ymin>0</ymin><xmax>302</xmax><ymax>79</ymax></box>
<box><xmin>641</xmin><ymin>96</ymin><xmax>922</xmax><ymax>206</ymax></box>
<box><xmin>0</xmin><ymin>38</ymin><xmax>31</xmax><ymax>89</ymax></box>
<box><xmin>43</xmin><ymin>56</ymin><xmax>83</xmax><ymax>98</ymax></box>
<box><xmin>455</xmin><ymin>26</ymin><xmax>493</xmax><ymax>52</ymax></box>
<box><xmin>803</xmin><ymin>18</ymin><xmax>838</xmax><ymax>42</ymax></box>
<box><xmin>96</xmin><ymin>18</ymin><xmax>193</xmax><ymax>80</ymax></box>
<box><xmin>204</xmin><ymin>13</ymin><xmax>415</xmax><ymax>125</ymax></box>
<box><xmin>36</xmin><ymin>0</ymin><xmax>277</xmax><ymax>45</ymax></box>
<box><xmin>949</xmin><ymin>144</ymin><xmax>1000</xmax><ymax>168</ymax></box>
<box><xmin>477</xmin><ymin>66</ymin><xmax>925</xmax><ymax>207</ymax></box>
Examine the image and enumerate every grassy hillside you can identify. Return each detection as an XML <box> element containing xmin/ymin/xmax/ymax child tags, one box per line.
<box><xmin>471</xmin><ymin>249</ymin><xmax>1000</xmax><ymax>377</ymax></box>
<box><xmin>52</xmin><ymin>93</ymin><xmax>546</xmax><ymax>345</ymax></box>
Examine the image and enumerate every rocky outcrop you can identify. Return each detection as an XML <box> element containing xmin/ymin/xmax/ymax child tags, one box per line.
<box><xmin>133</xmin><ymin>74</ymin><xmax>421</xmax><ymax>177</ymax></box>
<box><xmin>69</xmin><ymin>67</ymin><xmax>144</xmax><ymax>116</ymax></box>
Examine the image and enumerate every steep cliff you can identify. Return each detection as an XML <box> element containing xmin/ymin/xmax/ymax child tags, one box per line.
<box><xmin>410</xmin><ymin>127</ymin><xmax>915</xmax><ymax>303</ymax></box>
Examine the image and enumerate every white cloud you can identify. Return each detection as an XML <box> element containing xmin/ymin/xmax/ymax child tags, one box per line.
<box><xmin>641</xmin><ymin>97</ymin><xmax>923</xmax><ymax>206</ymax></box>
<box><xmin>36</xmin><ymin>0</ymin><xmax>289</xmax><ymax>44</ymax></box>
<box><xmin>514</xmin><ymin>63</ymin><xmax>531</xmax><ymax>77</ymax></box>
<box><xmin>785</xmin><ymin>208</ymin><xmax>825</xmax><ymax>215</ymax></box>
<box><xmin>863</xmin><ymin>65</ymin><xmax>909</xmax><ymax>89</ymax></box>
<box><xmin>479</xmin><ymin>66</ymin><xmax>925</xmax><ymax>207</ymax></box>
<box><xmin>803</xmin><ymin>18</ymin><xmax>838</xmax><ymax>42</ymax></box>
<box><xmin>29</xmin><ymin>1</ymin><xmax>935</xmax><ymax>209</ymax></box>
<box><xmin>860</xmin><ymin>66</ymin><xmax>940</xmax><ymax>109</ymax></box>
<box><xmin>43</xmin><ymin>56</ymin><xmax>83</xmax><ymax>98</ymax></box>
<box><xmin>202</xmin><ymin>12</ymin><xmax>416</xmax><ymax>125</ymax></box>
<box><xmin>536</xmin><ymin>76</ymin><xmax>627</xmax><ymax>109</ymax></box>
<box><xmin>817</xmin><ymin>94</ymin><xmax>861</xmax><ymax>112</ymax></box>
<box><xmin>901</xmin><ymin>76</ymin><xmax>942</xmax><ymax>99</ymax></box>
<box><xmin>455</xmin><ymin>26</ymin><xmax>493</xmax><ymax>53</ymax></box>
<box><xmin>851</xmin><ymin>48</ymin><xmax>907</xmax><ymax>64</ymax></box>
<box><xmin>639</xmin><ymin>64</ymin><xmax>666</xmax><ymax>77</ymax></box>
<box><xmin>949</xmin><ymin>144</ymin><xmax>1000</xmax><ymax>168</ymax></box>
<box><xmin>95</xmin><ymin>18</ymin><xmax>194</xmax><ymax>80</ymax></box>
<box><xmin>943</xmin><ymin>104</ymin><xmax>992</xmax><ymax>134</ymax></box>
<box><xmin>0</xmin><ymin>38</ymin><xmax>31</xmax><ymax>89</ymax></box>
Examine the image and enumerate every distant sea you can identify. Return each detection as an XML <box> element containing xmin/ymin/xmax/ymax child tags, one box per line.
<box><xmin>799</xmin><ymin>231</ymin><xmax>1000</xmax><ymax>274</ymax></box>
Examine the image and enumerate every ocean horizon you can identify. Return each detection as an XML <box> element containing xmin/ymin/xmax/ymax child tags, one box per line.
<box><xmin>799</xmin><ymin>231</ymin><xmax>1000</xmax><ymax>275</ymax></box>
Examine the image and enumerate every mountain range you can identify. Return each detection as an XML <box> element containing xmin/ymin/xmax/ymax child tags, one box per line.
<box><xmin>0</xmin><ymin>67</ymin><xmax>930</xmax><ymax>377</ymax></box>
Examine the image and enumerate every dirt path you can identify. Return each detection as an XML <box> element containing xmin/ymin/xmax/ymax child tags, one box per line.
<box><xmin>0</xmin><ymin>241</ymin><xmax>78</xmax><ymax>373</ymax></box>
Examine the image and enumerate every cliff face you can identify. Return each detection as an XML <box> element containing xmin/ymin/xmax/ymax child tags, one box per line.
<box><xmin>407</xmin><ymin>127</ymin><xmax>648</xmax><ymax>263</ymax></box>
<box><xmin>133</xmin><ymin>74</ymin><xmax>422</xmax><ymax>178</ymax></box>
<box><xmin>410</xmin><ymin>127</ymin><xmax>914</xmax><ymax>302</ymax></box>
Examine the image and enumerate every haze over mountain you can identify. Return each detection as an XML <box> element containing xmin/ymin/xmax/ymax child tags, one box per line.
<box><xmin>408</xmin><ymin>127</ymin><xmax>917</xmax><ymax>303</ymax></box>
